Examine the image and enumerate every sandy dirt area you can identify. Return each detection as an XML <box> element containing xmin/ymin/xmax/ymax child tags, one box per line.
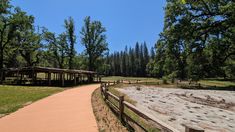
<box><xmin>118</xmin><ymin>86</ymin><xmax>235</xmax><ymax>132</ymax></box>
<box><xmin>0</xmin><ymin>84</ymin><xmax>99</xmax><ymax>132</ymax></box>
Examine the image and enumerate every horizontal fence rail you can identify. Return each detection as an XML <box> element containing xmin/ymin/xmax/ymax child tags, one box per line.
<box><xmin>100</xmin><ymin>80</ymin><xmax>205</xmax><ymax>132</ymax></box>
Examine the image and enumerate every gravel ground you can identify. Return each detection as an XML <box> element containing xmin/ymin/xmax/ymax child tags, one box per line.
<box><xmin>117</xmin><ymin>86</ymin><xmax>235</xmax><ymax>132</ymax></box>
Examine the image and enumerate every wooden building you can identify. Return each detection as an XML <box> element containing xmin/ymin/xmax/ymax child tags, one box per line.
<box><xmin>1</xmin><ymin>67</ymin><xmax>101</xmax><ymax>87</ymax></box>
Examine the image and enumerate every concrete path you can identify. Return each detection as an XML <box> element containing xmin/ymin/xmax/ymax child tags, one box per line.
<box><xmin>0</xmin><ymin>84</ymin><xmax>99</xmax><ymax>132</ymax></box>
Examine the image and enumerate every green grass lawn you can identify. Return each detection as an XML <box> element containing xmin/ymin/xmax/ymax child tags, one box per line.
<box><xmin>0</xmin><ymin>85</ymin><xmax>64</xmax><ymax>116</ymax></box>
<box><xmin>199</xmin><ymin>80</ymin><xmax>235</xmax><ymax>87</ymax></box>
<box><xmin>102</xmin><ymin>76</ymin><xmax>161</xmax><ymax>82</ymax></box>
<box><xmin>103</xmin><ymin>76</ymin><xmax>235</xmax><ymax>89</ymax></box>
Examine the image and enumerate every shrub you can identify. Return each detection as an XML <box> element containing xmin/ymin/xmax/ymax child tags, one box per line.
<box><xmin>162</xmin><ymin>76</ymin><xmax>168</xmax><ymax>84</ymax></box>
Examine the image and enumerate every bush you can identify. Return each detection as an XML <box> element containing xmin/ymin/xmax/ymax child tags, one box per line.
<box><xmin>168</xmin><ymin>72</ymin><xmax>177</xmax><ymax>83</ymax></box>
<box><xmin>162</xmin><ymin>76</ymin><xmax>168</xmax><ymax>84</ymax></box>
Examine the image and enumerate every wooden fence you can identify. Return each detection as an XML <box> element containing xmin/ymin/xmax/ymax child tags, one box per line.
<box><xmin>100</xmin><ymin>81</ymin><xmax>205</xmax><ymax>132</ymax></box>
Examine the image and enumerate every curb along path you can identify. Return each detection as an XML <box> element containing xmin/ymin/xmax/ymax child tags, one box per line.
<box><xmin>0</xmin><ymin>84</ymin><xmax>99</xmax><ymax>132</ymax></box>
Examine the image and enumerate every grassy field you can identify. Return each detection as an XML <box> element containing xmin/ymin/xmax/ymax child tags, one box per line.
<box><xmin>199</xmin><ymin>79</ymin><xmax>235</xmax><ymax>87</ymax></box>
<box><xmin>102</xmin><ymin>76</ymin><xmax>235</xmax><ymax>89</ymax></box>
<box><xmin>0</xmin><ymin>85</ymin><xmax>63</xmax><ymax>116</ymax></box>
<box><xmin>102</xmin><ymin>76</ymin><xmax>161</xmax><ymax>82</ymax></box>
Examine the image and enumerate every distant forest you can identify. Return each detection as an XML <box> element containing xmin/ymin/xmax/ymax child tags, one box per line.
<box><xmin>1</xmin><ymin>0</ymin><xmax>235</xmax><ymax>81</ymax></box>
<box><xmin>104</xmin><ymin>42</ymin><xmax>155</xmax><ymax>77</ymax></box>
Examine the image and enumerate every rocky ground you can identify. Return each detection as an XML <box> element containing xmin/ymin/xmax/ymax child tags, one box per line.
<box><xmin>118</xmin><ymin>86</ymin><xmax>235</xmax><ymax>132</ymax></box>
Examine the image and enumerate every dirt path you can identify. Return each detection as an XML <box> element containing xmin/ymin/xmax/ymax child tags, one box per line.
<box><xmin>0</xmin><ymin>84</ymin><xmax>99</xmax><ymax>132</ymax></box>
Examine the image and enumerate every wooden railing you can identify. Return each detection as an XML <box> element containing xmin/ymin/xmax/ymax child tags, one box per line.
<box><xmin>100</xmin><ymin>81</ymin><xmax>205</xmax><ymax>132</ymax></box>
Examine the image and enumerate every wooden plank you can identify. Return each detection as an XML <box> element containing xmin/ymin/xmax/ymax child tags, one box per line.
<box><xmin>107</xmin><ymin>91</ymin><xmax>119</xmax><ymax>101</ymax></box>
<box><xmin>123</xmin><ymin>113</ymin><xmax>147</xmax><ymax>132</ymax></box>
<box><xmin>124</xmin><ymin>101</ymin><xmax>179</xmax><ymax>132</ymax></box>
<box><xmin>106</xmin><ymin>99</ymin><xmax>119</xmax><ymax>112</ymax></box>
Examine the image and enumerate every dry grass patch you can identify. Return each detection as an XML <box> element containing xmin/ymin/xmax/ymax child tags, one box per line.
<box><xmin>91</xmin><ymin>88</ymin><xmax>128</xmax><ymax>132</ymax></box>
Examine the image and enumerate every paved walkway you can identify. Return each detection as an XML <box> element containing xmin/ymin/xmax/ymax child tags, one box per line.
<box><xmin>0</xmin><ymin>84</ymin><xmax>99</xmax><ymax>132</ymax></box>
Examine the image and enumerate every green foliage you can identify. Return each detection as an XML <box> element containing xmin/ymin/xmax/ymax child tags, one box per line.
<box><xmin>0</xmin><ymin>0</ymin><xmax>11</xmax><ymax>14</ymax></box>
<box><xmin>80</xmin><ymin>16</ymin><xmax>109</xmax><ymax>71</ymax></box>
<box><xmin>43</xmin><ymin>31</ymin><xmax>69</xmax><ymax>68</ymax></box>
<box><xmin>1</xmin><ymin>0</ymin><xmax>234</xmax><ymax>84</ymax></box>
<box><xmin>105</xmin><ymin>42</ymin><xmax>150</xmax><ymax>77</ymax></box>
<box><xmin>64</xmin><ymin>17</ymin><xmax>76</xmax><ymax>69</ymax></box>
<box><xmin>148</xmin><ymin>0</ymin><xmax>235</xmax><ymax>80</ymax></box>
<box><xmin>167</xmin><ymin>71</ymin><xmax>177</xmax><ymax>83</ymax></box>
<box><xmin>0</xmin><ymin>1</ymin><xmax>109</xmax><ymax>79</ymax></box>
<box><xmin>162</xmin><ymin>76</ymin><xmax>168</xmax><ymax>84</ymax></box>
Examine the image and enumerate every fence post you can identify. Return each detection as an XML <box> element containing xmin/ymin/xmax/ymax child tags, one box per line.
<box><xmin>100</xmin><ymin>83</ymin><xmax>103</xmax><ymax>94</ymax></box>
<box><xmin>104</xmin><ymin>83</ymin><xmax>108</xmax><ymax>101</ymax></box>
<box><xmin>185</xmin><ymin>126</ymin><xmax>204</xmax><ymax>132</ymax></box>
<box><xmin>119</xmin><ymin>96</ymin><xmax>124</xmax><ymax>122</ymax></box>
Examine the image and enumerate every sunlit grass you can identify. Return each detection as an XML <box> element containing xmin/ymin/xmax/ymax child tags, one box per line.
<box><xmin>0</xmin><ymin>85</ymin><xmax>63</xmax><ymax>115</ymax></box>
<box><xmin>199</xmin><ymin>80</ymin><xmax>235</xmax><ymax>87</ymax></box>
<box><xmin>103</xmin><ymin>76</ymin><xmax>235</xmax><ymax>89</ymax></box>
<box><xmin>102</xmin><ymin>76</ymin><xmax>161</xmax><ymax>82</ymax></box>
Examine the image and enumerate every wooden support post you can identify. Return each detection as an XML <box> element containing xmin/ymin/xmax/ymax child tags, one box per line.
<box><xmin>20</xmin><ymin>73</ymin><xmax>23</xmax><ymax>84</ymax></box>
<box><xmin>53</xmin><ymin>73</ymin><xmax>56</xmax><ymax>80</ymax></box>
<box><xmin>74</xmin><ymin>73</ymin><xmax>76</xmax><ymax>85</ymax></box>
<box><xmin>16</xmin><ymin>70</ymin><xmax>19</xmax><ymax>83</ymax></box>
<box><xmin>100</xmin><ymin>83</ymin><xmax>104</xmax><ymax>95</ymax></box>
<box><xmin>185</xmin><ymin>126</ymin><xmax>204</xmax><ymax>132</ymax></box>
<box><xmin>100</xmin><ymin>83</ymin><xmax>103</xmax><ymax>90</ymax></box>
<box><xmin>55</xmin><ymin>73</ymin><xmax>57</xmax><ymax>84</ymax></box>
<box><xmin>32</xmin><ymin>70</ymin><xmax>36</xmax><ymax>85</ymax></box>
<box><xmin>34</xmin><ymin>72</ymin><xmax>37</xmax><ymax>85</ymax></box>
<box><xmin>48</xmin><ymin>72</ymin><xmax>51</xmax><ymax>86</ymax></box>
<box><xmin>119</xmin><ymin>96</ymin><xmax>124</xmax><ymax>121</ymax></box>
<box><xmin>61</xmin><ymin>72</ymin><xmax>65</xmax><ymax>87</ymax></box>
<box><xmin>77</xmin><ymin>76</ymin><xmax>80</xmax><ymax>83</ymax></box>
<box><xmin>0</xmin><ymin>69</ymin><xmax>6</xmax><ymax>84</ymax></box>
<box><xmin>99</xmin><ymin>76</ymin><xmax>101</xmax><ymax>82</ymax></box>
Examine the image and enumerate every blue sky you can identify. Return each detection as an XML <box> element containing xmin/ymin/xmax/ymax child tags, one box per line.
<box><xmin>12</xmin><ymin>0</ymin><xmax>166</xmax><ymax>53</ymax></box>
